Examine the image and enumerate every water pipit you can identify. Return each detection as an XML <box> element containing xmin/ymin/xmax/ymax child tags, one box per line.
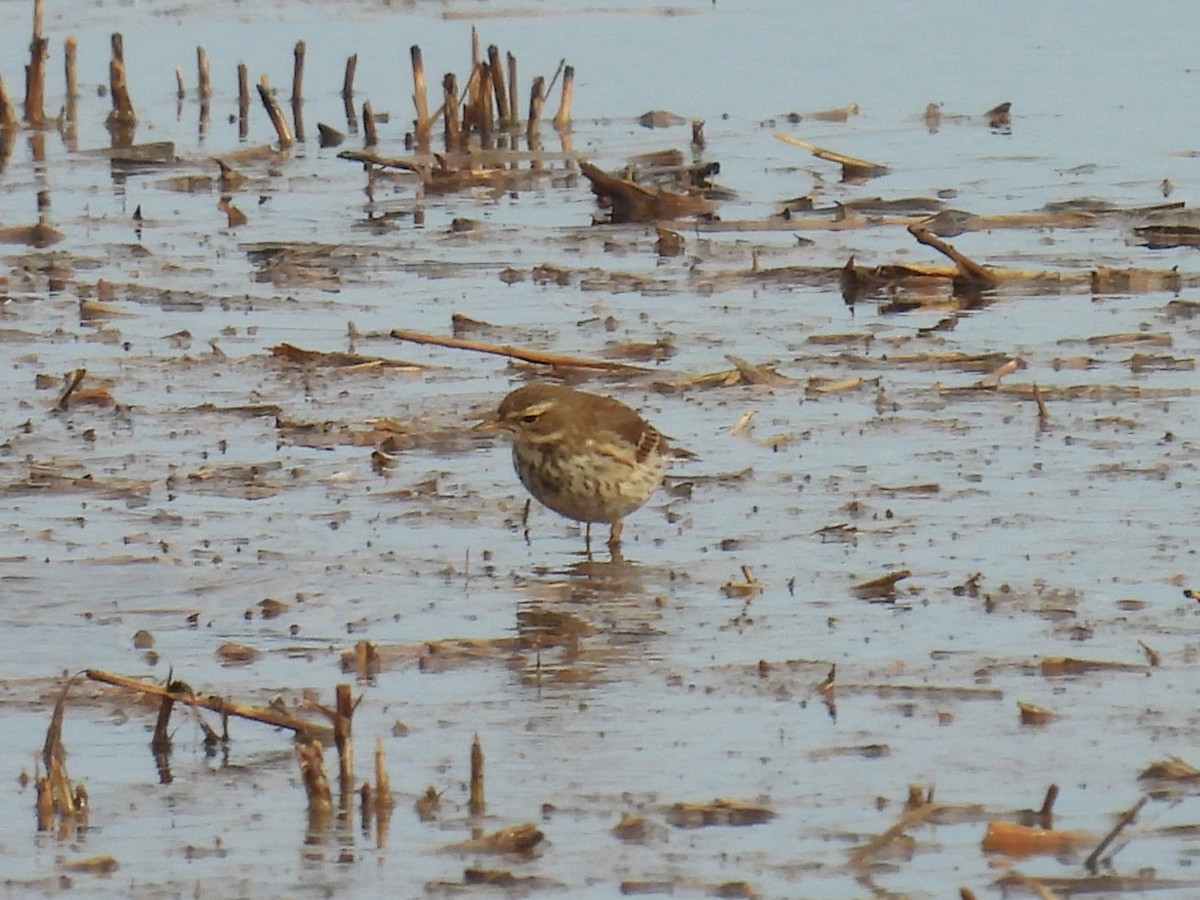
<box><xmin>476</xmin><ymin>383</ymin><xmax>667</xmax><ymax>551</ymax></box>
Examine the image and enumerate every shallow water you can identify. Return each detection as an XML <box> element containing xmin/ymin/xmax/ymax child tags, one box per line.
<box><xmin>2</xmin><ymin>0</ymin><xmax>1200</xmax><ymax>897</ymax></box>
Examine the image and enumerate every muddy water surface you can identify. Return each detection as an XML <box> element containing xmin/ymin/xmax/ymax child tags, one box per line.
<box><xmin>2</xmin><ymin>1</ymin><xmax>1200</xmax><ymax>897</ymax></box>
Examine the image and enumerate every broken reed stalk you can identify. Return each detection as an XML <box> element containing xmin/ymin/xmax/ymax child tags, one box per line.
<box><xmin>174</xmin><ymin>68</ymin><xmax>185</xmax><ymax>100</ymax></box>
<box><xmin>342</xmin><ymin>53</ymin><xmax>357</xmax><ymax>100</ymax></box>
<box><xmin>507</xmin><ymin>52</ymin><xmax>518</xmax><ymax>130</ymax></box>
<box><xmin>55</xmin><ymin>367</ymin><xmax>87</xmax><ymax>410</ymax></box>
<box><xmin>64</xmin><ymin>35</ymin><xmax>79</xmax><ymax>101</ymax></box>
<box><xmin>236</xmin><ymin>63</ymin><xmax>249</xmax><ymax>139</ymax></box>
<box><xmin>849</xmin><ymin>799</ymin><xmax>939</xmax><ymax>866</ymax></box>
<box><xmin>374</xmin><ymin>734</ymin><xmax>393</xmax><ymax>813</ymax></box>
<box><xmin>24</xmin><ymin>36</ymin><xmax>48</xmax><ymax>126</ymax></box>
<box><xmin>333</xmin><ymin>682</ymin><xmax>354</xmax><ymax>791</ymax></box>
<box><xmin>292</xmin><ymin>39</ymin><xmax>305</xmax><ymax>102</ymax></box>
<box><xmin>38</xmin><ymin>679</ymin><xmax>80</xmax><ymax>830</ymax></box>
<box><xmin>0</xmin><ymin>77</ymin><xmax>17</xmax><ymax>130</ymax></box>
<box><xmin>342</xmin><ymin>55</ymin><xmax>358</xmax><ymax>132</ymax></box>
<box><xmin>526</xmin><ymin>75</ymin><xmax>545</xmax><ymax>142</ymax></box>
<box><xmin>486</xmin><ymin>45</ymin><xmax>509</xmax><ymax>127</ymax></box>
<box><xmin>390</xmin><ymin>327</ymin><xmax>652</xmax><ymax>373</ymax></box>
<box><xmin>1084</xmin><ymin>795</ymin><xmax>1148</xmax><ymax>874</ymax></box>
<box><xmin>151</xmin><ymin>691</ymin><xmax>175</xmax><ymax>755</ymax></box>
<box><xmin>84</xmin><ymin>668</ymin><xmax>335</xmax><ymax>741</ymax></box>
<box><xmin>442</xmin><ymin>73</ymin><xmax>460</xmax><ymax>147</ymax></box>
<box><xmin>256</xmin><ymin>75</ymin><xmax>293</xmax><ymax>147</ymax></box>
<box><xmin>476</xmin><ymin>62</ymin><xmax>494</xmax><ymax>139</ymax></box>
<box><xmin>469</xmin><ymin>733</ymin><xmax>485</xmax><ymax>816</ymax></box>
<box><xmin>296</xmin><ymin>738</ymin><xmax>333</xmax><ymax>819</ymax></box>
<box><xmin>362</xmin><ymin>100</ymin><xmax>377</xmax><ymax>147</ymax></box>
<box><xmin>908</xmin><ymin>225</ymin><xmax>997</xmax><ymax>288</ymax></box>
<box><xmin>107</xmin><ymin>51</ymin><xmax>137</xmax><ymax>127</ymax></box>
<box><xmin>111</xmin><ymin>31</ymin><xmax>123</xmax><ymax>62</ymax></box>
<box><xmin>197</xmin><ymin>46</ymin><xmax>211</xmax><ymax>100</ymax></box>
<box><xmin>553</xmin><ymin>64</ymin><xmax>573</xmax><ymax>131</ymax></box>
<box><xmin>1033</xmin><ymin>382</ymin><xmax>1049</xmax><ymax>422</ymax></box>
<box><xmin>411</xmin><ymin>45</ymin><xmax>431</xmax><ymax>144</ymax></box>
<box><xmin>1038</xmin><ymin>783</ymin><xmax>1058</xmax><ymax>826</ymax></box>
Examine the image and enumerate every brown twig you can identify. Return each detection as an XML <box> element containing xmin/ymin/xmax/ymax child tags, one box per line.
<box><xmin>296</xmin><ymin>738</ymin><xmax>333</xmax><ymax>818</ymax></box>
<box><xmin>1084</xmin><ymin>795</ymin><xmax>1148</xmax><ymax>873</ymax></box>
<box><xmin>849</xmin><ymin>799</ymin><xmax>940</xmax><ymax>866</ymax></box>
<box><xmin>84</xmin><ymin>668</ymin><xmax>334</xmax><ymax>740</ymax></box>
<box><xmin>64</xmin><ymin>35</ymin><xmax>79</xmax><ymax>101</ymax></box>
<box><xmin>24</xmin><ymin>0</ymin><xmax>48</xmax><ymax>126</ymax></box>
<box><xmin>236</xmin><ymin>63</ymin><xmax>249</xmax><ymax>139</ymax></box>
<box><xmin>908</xmin><ymin>225</ymin><xmax>997</xmax><ymax>288</ymax></box>
<box><xmin>411</xmin><ymin>45</ymin><xmax>430</xmax><ymax>144</ymax></box>
<box><xmin>442</xmin><ymin>73</ymin><xmax>460</xmax><ymax>147</ymax></box>
<box><xmin>197</xmin><ymin>46</ymin><xmax>211</xmax><ymax>100</ymax></box>
<box><xmin>55</xmin><ymin>368</ymin><xmax>87</xmax><ymax>410</ymax></box>
<box><xmin>291</xmin><ymin>40</ymin><xmax>305</xmax><ymax>103</ymax></box>
<box><xmin>469</xmin><ymin>733</ymin><xmax>485</xmax><ymax>816</ymax></box>
<box><xmin>477</xmin><ymin>62</ymin><xmax>494</xmax><ymax>139</ymax></box>
<box><xmin>256</xmin><ymin>75</ymin><xmax>293</xmax><ymax>147</ymax></box>
<box><xmin>342</xmin><ymin>53</ymin><xmax>357</xmax><ymax>101</ymax></box>
<box><xmin>362</xmin><ymin>100</ymin><xmax>377</xmax><ymax>147</ymax></box>
<box><xmin>553</xmin><ymin>64</ymin><xmax>573</xmax><ymax>131</ymax></box>
<box><xmin>526</xmin><ymin>75</ymin><xmax>545</xmax><ymax>143</ymax></box>
<box><xmin>487</xmin><ymin>45</ymin><xmax>509</xmax><ymax>126</ymax></box>
<box><xmin>106</xmin><ymin>34</ymin><xmax>137</xmax><ymax>128</ymax></box>
<box><xmin>334</xmin><ymin>683</ymin><xmax>354</xmax><ymax>789</ymax></box>
<box><xmin>506</xmin><ymin>52</ymin><xmax>518</xmax><ymax>130</ymax></box>
<box><xmin>1033</xmin><ymin>382</ymin><xmax>1049</xmax><ymax>422</ymax></box>
<box><xmin>390</xmin><ymin>327</ymin><xmax>651</xmax><ymax>373</ymax></box>
<box><xmin>773</xmin><ymin>132</ymin><xmax>888</xmax><ymax>180</ymax></box>
<box><xmin>0</xmin><ymin>76</ymin><xmax>17</xmax><ymax>130</ymax></box>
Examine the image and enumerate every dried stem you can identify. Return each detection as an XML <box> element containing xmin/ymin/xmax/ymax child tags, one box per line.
<box><xmin>469</xmin><ymin>733</ymin><xmax>485</xmax><ymax>816</ymax></box>
<box><xmin>442</xmin><ymin>73</ymin><xmax>459</xmax><ymax>147</ymax></box>
<box><xmin>908</xmin><ymin>225</ymin><xmax>997</xmax><ymax>288</ymax></box>
<box><xmin>292</xmin><ymin>39</ymin><xmax>305</xmax><ymax>102</ymax></box>
<box><xmin>197</xmin><ymin>46</ymin><xmax>211</xmax><ymax>100</ymax></box>
<box><xmin>295</xmin><ymin>738</ymin><xmax>333</xmax><ymax>817</ymax></box>
<box><xmin>0</xmin><ymin>76</ymin><xmax>17</xmax><ymax>129</ymax></box>
<box><xmin>362</xmin><ymin>100</ymin><xmax>377</xmax><ymax>147</ymax></box>
<box><xmin>55</xmin><ymin>368</ymin><xmax>87</xmax><ymax>410</ymax></box>
<box><xmin>256</xmin><ymin>75</ymin><xmax>293</xmax><ymax>147</ymax></box>
<box><xmin>107</xmin><ymin>53</ymin><xmax>137</xmax><ymax>127</ymax></box>
<box><xmin>237</xmin><ymin>63</ymin><xmax>249</xmax><ymax>139</ymax></box>
<box><xmin>487</xmin><ymin>45</ymin><xmax>509</xmax><ymax>126</ymax></box>
<box><xmin>411</xmin><ymin>45</ymin><xmax>430</xmax><ymax>143</ymax></box>
<box><xmin>334</xmin><ymin>683</ymin><xmax>354</xmax><ymax>791</ymax></box>
<box><xmin>526</xmin><ymin>75</ymin><xmax>544</xmax><ymax>143</ymax></box>
<box><xmin>506</xmin><ymin>52</ymin><xmax>518</xmax><ymax>130</ymax></box>
<box><xmin>64</xmin><ymin>35</ymin><xmax>79</xmax><ymax>101</ymax></box>
<box><xmin>24</xmin><ymin>35</ymin><xmax>48</xmax><ymax>126</ymax></box>
<box><xmin>342</xmin><ymin>53</ymin><xmax>357</xmax><ymax>100</ymax></box>
<box><xmin>85</xmin><ymin>668</ymin><xmax>334</xmax><ymax>741</ymax></box>
<box><xmin>553</xmin><ymin>64</ymin><xmax>573</xmax><ymax>131</ymax></box>
<box><xmin>390</xmin><ymin>327</ymin><xmax>652</xmax><ymax>373</ymax></box>
<box><xmin>1084</xmin><ymin>795</ymin><xmax>1148</xmax><ymax>874</ymax></box>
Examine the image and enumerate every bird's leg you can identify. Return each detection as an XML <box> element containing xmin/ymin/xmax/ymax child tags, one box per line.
<box><xmin>607</xmin><ymin>519</ymin><xmax>624</xmax><ymax>551</ymax></box>
<box><xmin>584</xmin><ymin>521</ymin><xmax>593</xmax><ymax>557</ymax></box>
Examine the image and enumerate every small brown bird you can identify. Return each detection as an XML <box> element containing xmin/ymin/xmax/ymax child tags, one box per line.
<box><xmin>476</xmin><ymin>383</ymin><xmax>668</xmax><ymax>551</ymax></box>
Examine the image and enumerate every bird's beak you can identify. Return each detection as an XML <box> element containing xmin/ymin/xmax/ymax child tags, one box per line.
<box><xmin>472</xmin><ymin>416</ymin><xmax>503</xmax><ymax>433</ymax></box>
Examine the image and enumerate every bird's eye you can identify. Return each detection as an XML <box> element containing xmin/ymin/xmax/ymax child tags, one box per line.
<box><xmin>520</xmin><ymin>413</ymin><xmax>539</xmax><ymax>424</ymax></box>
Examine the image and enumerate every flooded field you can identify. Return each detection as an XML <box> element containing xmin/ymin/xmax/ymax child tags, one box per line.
<box><xmin>2</xmin><ymin>0</ymin><xmax>1200</xmax><ymax>896</ymax></box>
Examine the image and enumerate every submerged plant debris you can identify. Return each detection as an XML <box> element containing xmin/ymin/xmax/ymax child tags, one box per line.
<box><xmin>1</xmin><ymin>0</ymin><xmax>1199</xmax><ymax>897</ymax></box>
